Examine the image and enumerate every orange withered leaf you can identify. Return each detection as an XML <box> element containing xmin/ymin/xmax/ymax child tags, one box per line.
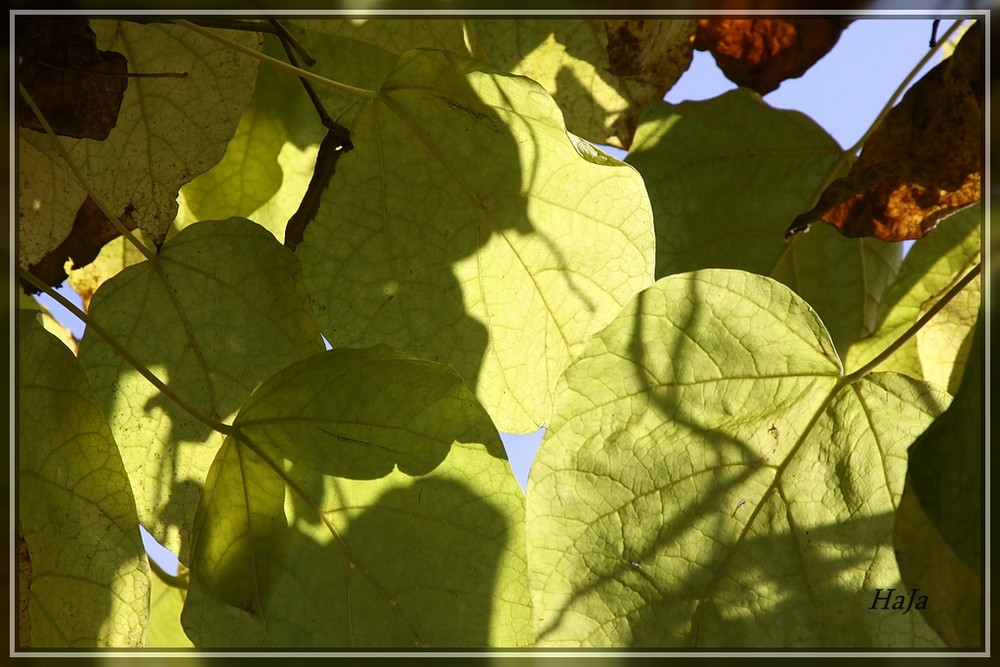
<box><xmin>787</xmin><ymin>22</ymin><xmax>982</xmax><ymax>243</ymax></box>
<box><xmin>693</xmin><ymin>18</ymin><xmax>850</xmax><ymax>95</ymax></box>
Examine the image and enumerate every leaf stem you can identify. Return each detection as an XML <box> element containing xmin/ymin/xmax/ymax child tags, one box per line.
<box><xmin>17</xmin><ymin>84</ymin><xmax>157</xmax><ymax>263</ymax></box>
<box><xmin>18</xmin><ymin>267</ymin><xmax>236</xmax><ymax>438</ymax></box>
<box><xmin>174</xmin><ymin>19</ymin><xmax>380</xmax><ymax>100</ymax></box>
<box><xmin>842</xmin><ymin>258</ymin><xmax>981</xmax><ymax>384</ymax></box>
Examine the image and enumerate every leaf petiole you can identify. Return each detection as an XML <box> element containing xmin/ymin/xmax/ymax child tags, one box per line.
<box><xmin>842</xmin><ymin>258</ymin><xmax>981</xmax><ymax>384</ymax></box>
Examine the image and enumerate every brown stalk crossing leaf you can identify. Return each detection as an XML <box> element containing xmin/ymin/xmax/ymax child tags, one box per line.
<box><xmin>787</xmin><ymin>22</ymin><xmax>982</xmax><ymax>242</ymax></box>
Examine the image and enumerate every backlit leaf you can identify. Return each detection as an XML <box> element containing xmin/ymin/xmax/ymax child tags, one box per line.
<box><xmin>299</xmin><ymin>48</ymin><xmax>654</xmax><ymax>434</ymax></box>
<box><xmin>78</xmin><ymin>218</ymin><xmax>324</xmax><ymax>564</ymax></box>
<box><xmin>18</xmin><ymin>310</ymin><xmax>149</xmax><ymax>647</ymax></box>
<box><xmin>526</xmin><ymin>269</ymin><xmax>948</xmax><ymax>647</ymax></box>
<box><xmin>627</xmin><ymin>89</ymin><xmax>900</xmax><ymax>354</ymax></box>
<box><xmin>182</xmin><ymin>346</ymin><xmax>531</xmax><ymax>647</ymax></box>
<box><xmin>844</xmin><ymin>204</ymin><xmax>980</xmax><ymax>387</ymax></box>
<box><xmin>895</xmin><ymin>314</ymin><xmax>982</xmax><ymax>647</ymax></box>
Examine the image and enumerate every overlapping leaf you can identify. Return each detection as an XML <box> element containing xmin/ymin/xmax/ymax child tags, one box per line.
<box><xmin>77</xmin><ymin>218</ymin><xmax>324</xmax><ymax>564</ymax></box>
<box><xmin>18</xmin><ymin>310</ymin><xmax>149</xmax><ymax>647</ymax></box>
<box><xmin>895</xmin><ymin>314</ymin><xmax>983</xmax><ymax>647</ymax></box>
<box><xmin>626</xmin><ymin>88</ymin><xmax>900</xmax><ymax>354</ymax></box>
<box><xmin>526</xmin><ymin>269</ymin><xmax>949</xmax><ymax>647</ymax></box>
<box><xmin>182</xmin><ymin>346</ymin><xmax>531</xmax><ymax>647</ymax></box>
<box><xmin>19</xmin><ymin>20</ymin><xmax>261</xmax><ymax>275</ymax></box>
<box><xmin>179</xmin><ymin>32</ymin><xmax>326</xmax><ymax>238</ymax></box>
<box><xmin>298</xmin><ymin>48</ymin><xmax>655</xmax><ymax>434</ymax></box>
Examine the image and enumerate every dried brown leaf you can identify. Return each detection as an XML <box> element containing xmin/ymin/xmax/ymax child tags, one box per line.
<box><xmin>787</xmin><ymin>22</ymin><xmax>982</xmax><ymax>243</ymax></box>
<box><xmin>693</xmin><ymin>18</ymin><xmax>850</xmax><ymax>95</ymax></box>
<box><xmin>16</xmin><ymin>18</ymin><xmax>128</xmax><ymax>141</ymax></box>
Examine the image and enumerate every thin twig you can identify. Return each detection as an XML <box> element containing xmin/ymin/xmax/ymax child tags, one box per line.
<box><xmin>174</xmin><ymin>19</ymin><xmax>379</xmax><ymax>100</ymax></box>
<box><xmin>268</xmin><ymin>19</ymin><xmax>316</xmax><ymax>67</ymax></box>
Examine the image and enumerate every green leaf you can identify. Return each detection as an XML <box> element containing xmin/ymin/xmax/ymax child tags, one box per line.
<box><xmin>844</xmin><ymin>204</ymin><xmax>981</xmax><ymax>390</ymax></box>
<box><xmin>179</xmin><ymin>34</ymin><xmax>326</xmax><ymax>239</ymax></box>
<box><xmin>18</xmin><ymin>310</ymin><xmax>150</xmax><ymax>647</ymax></box>
<box><xmin>895</xmin><ymin>313</ymin><xmax>982</xmax><ymax>647</ymax></box>
<box><xmin>182</xmin><ymin>346</ymin><xmax>531</xmax><ymax>647</ymax></box>
<box><xmin>526</xmin><ymin>269</ymin><xmax>949</xmax><ymax>647</ymax></box>
<box><xmin>470</xmin><ymin>19</ymin><xmax>695</xmax><ymax>148</ymax></box>
<box><xmin>78</xmin><ymin>218</ymin><xmax>324</xmax><ymax>564</ymax></box>
<box><xmin>626</xmin><ymin>89</ymin><xmax>901</xmax><ymax>354</ymax></box>
<box><xmin>146</xmin><ymin>568</ymin><xmax>193</xmax><ymax>648</ymax></box>
<box><xmin>19</xmin><ymin>20</ymin><xmax>261</xmax><ymax>263</ymax></box>
<box><xmin>299</xmin><ymin>48</ymin><xmax>655</xmax><ymax>434</ymax></box>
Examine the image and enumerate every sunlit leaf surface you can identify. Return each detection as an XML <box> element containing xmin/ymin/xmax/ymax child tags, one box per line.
<box><xmin>526</xmin><ymin>270</ymin><xmax>949</xmax><ymax>647</ymax></box>
<box><xmin>78</xmin><ymin>218</ymin><xmax>324</xmax><ymax>564</ymax></box>
<box><xmin>299</xmin><ymin>48</ymin><xmax>655</xmax><ymax>434</ymax></box>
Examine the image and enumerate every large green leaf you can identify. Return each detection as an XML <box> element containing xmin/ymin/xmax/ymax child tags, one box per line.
<box><xmin>18</xmin><ymin>310</ymin><xmax>150</xmax><ymax>647</ymax></box>
<box><xmin>470</xmin><ymin>19</ymin><xmax>695</xmax><ymax>148</ymax></box>
<box><xmin>77</xmin><ymin>218</ymin><xmax>324</xmax><ymax>564</ymax></box>
<box><xmin>182</xmin><ymin>346</ymin><xmax>531</xmax><ymax>647</ymax></box>
<box><xmin>19</xmin><ymin>21</ymin><xmax>261</xmax><ymax>263</ymax></box>
<box><xmin>526</xmin><ymin>269</ymin><xmax>949</xmax><ymax>647</ymax></box>
<box><xmin>845</xmin><ymin>204</ymin><xmax>981</xmax><ymax>390</ymax></box>
<box><xmin>626</xmin><ymin>89</ymin><xmax>901</xmax><ymax>354</ymax></box>
<box><xmin>299</xmin><ymin>48</ymin><xmax>655</xmax><ymax>434</ymax></box>
<box><xmin>895</xmin><ymin>313</ymin><xmax>983</xmax><ymax>647</ymax></box>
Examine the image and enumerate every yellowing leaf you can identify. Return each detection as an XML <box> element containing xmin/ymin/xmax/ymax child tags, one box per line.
<box><xmin>299</xmin><ymin>48</ymin><xmax>655</xmax><ymax>434</ymax></box>
<box><xmin>19</xmin><ymin>20</ymin><xmax>261</xmax><ymax>274</ymax></box>
<box><xmin>472</xmin><ymin>19</ymin><xmax>696</xmax><ymax>148</ymax></box>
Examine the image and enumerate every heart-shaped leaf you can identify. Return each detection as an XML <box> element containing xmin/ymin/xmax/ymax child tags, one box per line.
<box><xmin>78</xmin><ymin>218</ymin><xmax>324</xmax><ymax>564</ymax></box>
<box><xmin>526</xmin><ymin>269</ymin><xmax>949</xmax><ymax>647</ymax></box>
